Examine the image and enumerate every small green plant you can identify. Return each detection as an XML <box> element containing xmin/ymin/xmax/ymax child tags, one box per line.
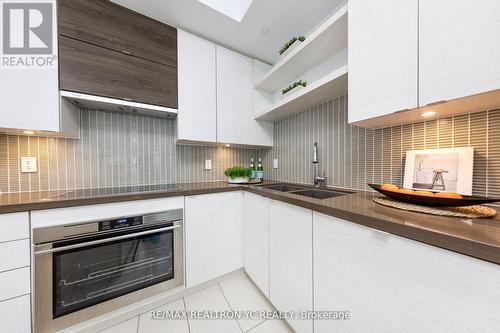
<box><xmin>224</xmin><ymin>166</ymin><xmax>253</xmax><ymax>179</ymax></box>
<box><xmin>279</xmin><ymin>36</ymin><xmax>305</xmax><ymax>55</ymax></box>
<box><xmin>282</xmin><ymin>80</ymin><xmax>307</xmax><ymax>95</ymax></box>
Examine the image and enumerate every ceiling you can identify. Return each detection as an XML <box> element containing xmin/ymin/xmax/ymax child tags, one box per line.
<box><xmin>111</xmin><ymin>0</ymin><xmax>345</xmax><ymax>64</ymax></box>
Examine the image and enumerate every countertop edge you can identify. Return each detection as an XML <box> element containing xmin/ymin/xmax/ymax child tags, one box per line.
<box><xmin>1</xmin><ymin>184</ymin><xmax>499</xmax><ymax>265</ymax></box>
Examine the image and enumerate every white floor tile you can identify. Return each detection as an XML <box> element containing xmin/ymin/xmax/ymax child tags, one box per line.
<box><xmin>137</xmin><ymin>298</ymin><xmax>189</xmax><ymax>333</ymax></box>
<box><xmin>219</xmin><ymin>273</ymin><xmax>274</xmax><ymax>332</ymax></box>
<box><xmin>248</xmin><ymin>319</ymin><xmax>294</xmax><ymax>333</ymax></box>
<box><xmin>99</xmin><ymin>317</ymin><xmax>139</xmax><ymax>333</ymax></box>
<box><xmin>184</xmin><ymin>284</ymin><xmax>242</xmax><ymax>333</ymax></box>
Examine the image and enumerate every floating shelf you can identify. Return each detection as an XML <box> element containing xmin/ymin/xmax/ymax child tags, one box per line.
<box><xmin>255</xmin><ymin>65</ymin><xmax>348</xmax><ymax>121</ymax></box>
<box><xmin>254</xmin><ymin>4</ymin><xmax>347</xmax><ymax>92</ymax></box>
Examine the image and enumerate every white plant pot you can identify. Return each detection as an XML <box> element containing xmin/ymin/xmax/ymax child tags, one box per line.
<box><xmin>281</xmin><ymin>84</ymin><xmax>305</xmax><ymax>99</ymax></box>
<box><xmin>280</xmin><ymin>39</ymin><xmax>302</xmax><ymax>59</ymax></box>
<box><xmin>228</xmin><ymin>177</ymin><xmax>249</xmax><ymax>184</ymax></box>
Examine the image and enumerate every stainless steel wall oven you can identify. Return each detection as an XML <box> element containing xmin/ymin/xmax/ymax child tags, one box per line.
<box><xmin>34</xmin><ymin>209</ymin><xmax>183</xmax><ymax>333</ymax></box>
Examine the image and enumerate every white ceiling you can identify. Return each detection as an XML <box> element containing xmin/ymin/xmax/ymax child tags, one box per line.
<box><xmin>111</xmin><ymin>0</ymin><xmax>345</xmax><ymax>64</ymax></box>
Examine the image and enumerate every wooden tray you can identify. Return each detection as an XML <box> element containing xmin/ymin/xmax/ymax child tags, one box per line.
<box><xmin>369</xmin><ymin>184</ymin><xmax>500</xmax><ymax>207</ymax></box>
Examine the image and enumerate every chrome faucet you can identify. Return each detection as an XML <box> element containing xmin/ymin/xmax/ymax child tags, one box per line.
<box><xmin>313</xmin><ymin>142</ymin><xmax>327</xmax><ymax>186</ymax></box>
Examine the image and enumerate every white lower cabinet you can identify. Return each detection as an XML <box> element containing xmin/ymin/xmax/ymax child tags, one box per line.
<box><xmin>313</xmin><ymin>212</ymin><xmax>500</xmax><ymax>333</ymax></box>
<box><xmin>99</xmin><ymin>317</ymin><xmax>139</xmax><ymax>333</ymax></box>
<box><xmin>243</xmin><ymin>192</ymin><xmax>270</xmax><ymax>297</ymax></box>
<box><xmin>0</xmin><ymin>294</ymin><xmax>31</xmax><ymax>333</ymax></box>
<box><xmin>185</xmin><ymin>192</ymin><xmax>244</xmax><ymax>287</ymax></box>
<box><xmin>269</xmin><ymin>201</ymin><xmax>313</xmax><ymax>333</ymax></box>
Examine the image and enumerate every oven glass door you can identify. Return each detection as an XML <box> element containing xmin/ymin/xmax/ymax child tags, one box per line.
<box><xmin>52</xmin><ymin>227</ymin><xmax>174</xmax><ymax>318</ymax></box>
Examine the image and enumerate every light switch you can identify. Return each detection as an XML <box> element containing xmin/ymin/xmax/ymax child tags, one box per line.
<box><xmin>21</xmin><ymin>157</ymin><xmax>37</xmax><ymax>173</ymax></box>
<box><xmin>273</xmin><ymin>159</ymin><xmax>279</xmax><ymax>169</ymax></box>
<box><xmin>205</xmin><ymin>159</ymin><xmax>212</xmax><ymax>170</ymax></box>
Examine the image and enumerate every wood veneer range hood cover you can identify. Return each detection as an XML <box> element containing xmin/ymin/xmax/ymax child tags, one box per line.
<box><xmin>60</xmin><ymin>91</ymin><xmax>178</xmax><ymax>119</ymax></box>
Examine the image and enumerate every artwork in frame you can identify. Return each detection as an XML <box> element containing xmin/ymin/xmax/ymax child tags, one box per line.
<box><xmin>403</xmin><ymin>147</ymin><xmax>474</xmax><ymax>195</ymax></box>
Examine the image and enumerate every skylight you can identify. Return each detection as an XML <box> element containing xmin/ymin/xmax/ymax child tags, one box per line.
<box><xmin>198</xmin><ymin>0</ymin><xmax>253</xmax><ymax>22</ymax></box>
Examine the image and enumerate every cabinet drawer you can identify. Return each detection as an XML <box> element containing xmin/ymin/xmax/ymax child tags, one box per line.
<box><xmin>0</xmin><ymin>267</ymin><xmax>30</xmax><ymax>302</ymax></box>
<box><xmin>59</xmin><ymin>36</ymin><xmax>178</xmax><ymax>108</ymax></box>
<box><xmin>0</xmin><ymin>295</ymin><xmax>31</xmax><ymax>333</ymax></box>
<box><xmin>0</xmin><ymin>212</ymin><xmax>29</xmax><ymax>243</ymax></box>
<box><xmin>58</xmin><ymin>0</ymin><xmax>177</xmax><ymax>67</ymax></box>
<box><xmin>0</xmin><ymin>240</ymin><xmax>29</xmax><ymax>273</ymax></box>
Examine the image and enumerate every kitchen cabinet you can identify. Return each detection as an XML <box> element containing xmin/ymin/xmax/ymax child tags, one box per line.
<box><xmin>216</xmin><ymin>46</ymin><xmax>255</xmax><ymax>145</ymax></box>
<box><xmin>176</xmin><ymin>32</ymin><xmax>273</xmax><ymax>146</ymax></box>
<box><xmin>419</xmin><ymin>0</ymin><xmax>500</xmax><ymax>106</ymax></box>
<box><xmin>185</xmin><ymin>192</ymin><xmax>244</xmax><ymax>287</ymax></box>
<box><xmin>58</xmin><ymin>0</ymin><xmax>177</xmax><ymax>68</ymax></box>
<box><xmin>252</xmin><ymin>60</ymin><xmax>274</xmax><ymax>146</ymax></box>
<box><xmin>348</xmin><ymin>0</ymin><xmax>418</xmax><ymax>124</ymax></box>
<box><xmin>313</xmin><ymin>212</ymin><xmax>500</xmax><ymax>332</ymax></box>
<box><xmin>58</xmin><ymin>0</ymin><xmax>178</xmax><ymax>108</ymax></box>
<box><xmin>269</xmin><ymin>201</ymin><xmax>313</xmax><ymax>333</ymax></box>
<box><xmin>59</xmin><ymin>36</ymin><xmax>177</xmax><ymax>108</ymax></box>
<box><xmin>0</xmin><ymin>0</ymin><xmax>79</xmax><ymax>137</ymax></box>
<box><xmin>99</xmin><ymin>317</ymin><xmax>139</xmax><ymax>333</ymax></box>
<box><xmin>177</xmin><ymin>30</ymin><xmax>217</xmax><ymax>143</ymax></box>
<box><xmin>243</xmin><ymin>192</ymin><xmax>270</xmax><ymax>297</ymax></box>
<box><xmin>0</xmin><ymin>295</ymin><xmax>31</xmax><ymax>333</ymax></box>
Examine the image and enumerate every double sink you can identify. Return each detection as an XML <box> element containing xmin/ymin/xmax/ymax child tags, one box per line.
<box><xmin>258</xmin><ymin>183</ymin><xmax>352</xmax><ymax>199</ymax></box>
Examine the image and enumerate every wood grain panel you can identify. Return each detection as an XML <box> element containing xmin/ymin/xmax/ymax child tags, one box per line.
<box><xmin>59</xmin><ymin>36</ymin><xmax>178</xmax><ymax>108</ymax></box>
<box><xmin>58</xmin><ymin>0</ymin><xmax>177</xmax><ymax>67</ymax></box>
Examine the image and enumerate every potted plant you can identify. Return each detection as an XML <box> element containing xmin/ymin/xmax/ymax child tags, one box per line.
<box><xmin>279</xmin><ymin>36</ymin><xmax>305</xmax><ymax>58</ymax></box>
<box><xmin>224</xmin><ymin>166</ymin><xmax>253</xmax><ymax>184</ymax></box>
<box><xmin>281</xmin><ymin>80</ymin><xmax>307</xmax><ymax>99</ymax></box>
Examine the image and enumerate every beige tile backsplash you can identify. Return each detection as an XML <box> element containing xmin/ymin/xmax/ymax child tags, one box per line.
<box><xmin>1</xmin><ymin>96</ymin><xmax>499</xmax><ymax>196</ymax></box>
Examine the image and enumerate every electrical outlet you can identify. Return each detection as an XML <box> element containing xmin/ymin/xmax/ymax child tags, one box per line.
<box><xmin>205</xmin><ymin>159</ymin><xmax>212</xmax><ymax>170</ymax></box>
<box><xmin>273</xmin><ymin>159</ymin><xmax>279</xmax><ymax>169</ymax></box>
<box><xmin>21</xmin><ymin>157</ymin><xmax>37</xmax><ymax>173</ymax></box>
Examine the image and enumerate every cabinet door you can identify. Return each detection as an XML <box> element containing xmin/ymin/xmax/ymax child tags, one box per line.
<box><xmin>253</xmin><ymin>60</ymin><xmax>274</xmax><ymax>146</ymax></box>
<box><xmin>0</xmin><ymin>295</ymin><xmax>31</xmax><ymax>333</ymax></box>
<box><xmin>216</xmin><ymin>46</ymin><xmax>254</xmax><ymax>145</ymax></box>
<box><xmin>313</xmin><ymin>212</ymin><xmax>500</xmax><ymax>332</ymax></box>
<box><xmin>348</xmin><ymin>0</ymin><xmax>418</xmax><ymax>123</ymax></box>
<box><xmin>269</xmin><ymin>201</ymin><xmax>313</xmax><ymax>333</ymax></box>
<box><xmin>185</xmin><ymin>192</ymin><xmax>244</xmax><ymax>287</ymax></box>
<box><xmin>58</xmin><ymin>0</ymin><xmax>177</xmax><ymax>67</ymax></box>
<box><xmin>243</xmin><ymin>192</ymin><xmax>270</xmax><ymax>297</ymax></box>
<box><xmin>419</xmin><ymin>0</ymin><xmax>500</xmax><ymax>105</ymax></box>
<box><xmin>59</xmin><ymin>36</ymin><xmax>177</xmax><ymax>108</ymax></box>
<box><xmin>0</xmin><ymin>0</ymin><xmax>59</xmax><ymax>132</ymax></box>
<box><xmin>177</xmin><ymin>30</ymin><xmax>217</xmax><ymax>143</ymax></box>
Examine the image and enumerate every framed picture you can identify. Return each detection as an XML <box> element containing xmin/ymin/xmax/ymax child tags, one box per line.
<box><xmin>403</xmin><ymin>147</ymin><xmax>474</xmax><ymax>195</ymax></box>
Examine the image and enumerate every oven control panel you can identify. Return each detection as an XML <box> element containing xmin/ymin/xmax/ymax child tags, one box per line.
<box><xmin>100</xmin><ymin>216</ymin><xmax>143</xmax><ymax>231</ymax></box>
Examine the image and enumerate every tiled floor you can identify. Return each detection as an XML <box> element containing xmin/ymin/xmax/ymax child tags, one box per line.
<box><xmin>100</xmin><ymin>272</ymin><xmax>293</xmax><ymax>333</ymax></box>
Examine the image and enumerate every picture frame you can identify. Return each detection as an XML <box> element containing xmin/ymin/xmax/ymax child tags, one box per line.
<box><xmin>403</xmin><ymin>147</ymin><xmax>474</xmax><ymax>195</ymax></box>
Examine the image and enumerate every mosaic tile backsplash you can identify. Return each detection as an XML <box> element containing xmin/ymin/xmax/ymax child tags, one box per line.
<box><xmin>0</xmin><ymin>109</ymin><xmax>267</xmax><ymax>193</ymax></box>
<box><xmin>266</xmin><ymin>94</ymin><xmax>500</xmax><ymax>197</ymax></box>
<box><xmin>1</xmin><ymin>95</ymin><xmax>500</xmax><ymax>196</ymax></box>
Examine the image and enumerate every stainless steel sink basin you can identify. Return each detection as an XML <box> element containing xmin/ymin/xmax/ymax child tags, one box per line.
<box><xmin>260</xmin><ymin>183</ymin><xmax>309</xmax><ymax>192</ymax></box>
<box><xmin>292</xmin><ymin>189</ymin><xmax>348</xmax><ymax>199</ymax></box>
<box><xmin>259</xmin><ymin>183</ymin><xmax>351</xmax><ymax>199</ymax></box>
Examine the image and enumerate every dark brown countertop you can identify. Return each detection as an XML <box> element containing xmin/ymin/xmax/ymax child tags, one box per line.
<box><xmin>1</xmin><ymin>181</ymin><xmax>500</xmax><ymax>265</ymax></box>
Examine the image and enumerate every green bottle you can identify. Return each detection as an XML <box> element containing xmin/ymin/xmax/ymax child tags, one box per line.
<box><xmin>257</xmin><ymin>158</ymin><xmax>263</xmax><ymax>180</ymax></box>
<box><xmin>250</xmin><ymin>158</ymin><xmax>256</xmax><ymax>179</ymax></box>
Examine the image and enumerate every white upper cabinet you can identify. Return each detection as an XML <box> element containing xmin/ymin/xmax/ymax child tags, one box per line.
<box><xmin>0</xmin><ymin>0</ymin><xmax>78</xmax><ymax>137</ymax></box>
<box><xmin>419</xmin><ymin>0</ymin><xmax>500</xmax><ymax>106</ymax></box>
<box><xmin>177</xmin><ymin>30</ymin><xmax>217</xmax><ymax>143</ymax></box>
<box><xmin>348</xmin><ymin>0</ymin><xmax>418</xmax><ymax>124</ymax></box>
<box><xmin>216</xmin><ymin>46</ymin><xmax>255</xmax><ymax>145</ymax></box>
<box><xmin>252</xmin><ymin>60</ymin><xmax>274</xmax><ymax>146</ymax></box>
<box><xmin>177</xmin><ymin>31</ymin><xmax>272</xmax><ymax>147</ymax></box>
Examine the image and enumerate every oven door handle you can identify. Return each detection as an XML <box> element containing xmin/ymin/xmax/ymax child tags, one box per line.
<box><xmin>34</xmin><ymin>224</ymin><xmax>181</xmax><ymax>255</ymax></box>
